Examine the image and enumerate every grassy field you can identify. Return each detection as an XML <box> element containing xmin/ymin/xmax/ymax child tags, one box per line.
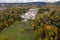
<box><xmin>0</xmin><ymin>21</ymin><xmax>33</xmax><ymax>40</ymax></box>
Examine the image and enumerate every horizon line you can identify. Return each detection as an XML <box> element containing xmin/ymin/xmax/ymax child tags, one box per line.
<box><xmin>0</xmin><ymin>1</ymin><xmax>60</xmax><ymax>3</ymax></box>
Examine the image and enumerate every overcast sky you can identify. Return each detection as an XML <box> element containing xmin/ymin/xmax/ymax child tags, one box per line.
<box><xmin>0</xmin><ymin>0</ymin><xmax>60</xmax><ymax>3</ymax></box>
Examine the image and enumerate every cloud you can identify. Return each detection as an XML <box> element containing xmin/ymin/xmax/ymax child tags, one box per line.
<box><xmin>0</xmin><ymin>0</ymin><xmax>60</xmax><ymax>3</ymax></box>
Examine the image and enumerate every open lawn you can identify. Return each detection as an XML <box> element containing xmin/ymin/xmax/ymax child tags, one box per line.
<box><xmin>0</xmin><ymin>21</ymin><xmax>33</xmax><ymax>40</ymax></box>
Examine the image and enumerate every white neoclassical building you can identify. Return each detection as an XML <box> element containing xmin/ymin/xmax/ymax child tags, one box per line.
<box><xmin>21</xmin><ymin>8</ymin><xmax>38</xmax><ymax>22</ymax></box>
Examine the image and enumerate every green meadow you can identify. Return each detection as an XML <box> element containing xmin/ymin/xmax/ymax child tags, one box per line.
<box><xmin>0</xmin><ymin>21</ymin><xmax>33</xmax><ymax>40</ymax></box>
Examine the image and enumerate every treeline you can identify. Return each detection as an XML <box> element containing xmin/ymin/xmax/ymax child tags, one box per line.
<box><xmin>31</xmin><ymin>6</ymin><xmax>60</xmax><ymax>40</ymax></box>
<box><xmin>0</xmin><ymin>7</ymin><xmax>29</xmax><ymax>32</ymax></box>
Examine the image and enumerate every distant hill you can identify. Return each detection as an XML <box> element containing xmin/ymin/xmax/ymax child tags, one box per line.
<box><xmin>0</xmin><ymin>2</ymin><xmax>46</xmax><ymax>9</ymax></box>
<box><xmin>54</xmin><ymin>1</ymin><xmax>60</xmax><ymax>6</ymax></box>
<box><xmin>0</xmin><ymin>1</ymin><xmax>60</xmax><ymax>10</ymax></box>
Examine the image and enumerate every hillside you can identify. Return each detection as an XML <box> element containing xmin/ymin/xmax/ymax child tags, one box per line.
<box><xmin>0</xmin><ymin>4</ymin><xmax>60</xmax><ymax>40</ymax></box>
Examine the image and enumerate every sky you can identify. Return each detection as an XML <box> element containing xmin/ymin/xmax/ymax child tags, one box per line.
<box><xmin>0</xmin><ymin>0</ymin><xmax>60</xmax><ymax>3</ymax></box>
